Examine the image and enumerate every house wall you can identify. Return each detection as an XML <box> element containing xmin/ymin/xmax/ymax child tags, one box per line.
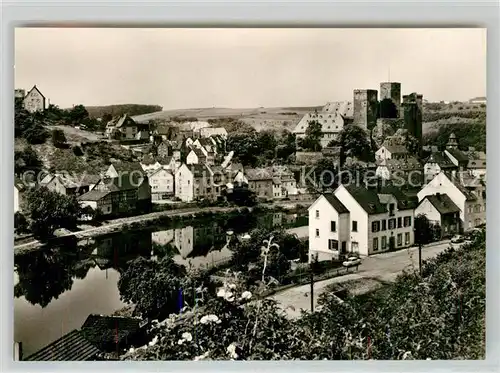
<box><xmin>150</xmin><ymin>169</ymin><xmax>174</xmax><ymax>200</ymax></box>
<box><xmin>424</xmin><ymin>162</ymin><xmax>441</xmax><ymax>182</ymax></box>
<box><xmin>308</xmin><ymin>196</ymin><xmax>350</xmax><ymax>262</ymax></box>
<box><xmin>175</xmin><ymin>226</ymin><xmax>194</xmax><ymax>258</ymax></box>
<box><xmin>334</xmin><ymin>185</ymin><xmax>369</xmax><ymax>256</ymax></box>
<box><xmin>368</xmin><ymin>208</ymin><xmax>414</xmax><ymax>255</ymax></box>
<box><xmin>248</xmin><ymin>180</ymin><xmax>273</xmax><ymax>199</ymax></box>
<box><xmin>175</xmin><ymin>165</ymin><xmax>194</xmax><ymax>202</ymax></box>
<box><xmin>46</xmin><ymin>177</ymin><xmax>67</xmax><ymax>195</ymax></box>
<box><xmin>414</xmin><ymin>199</ymin><xmax>441</xmax><ymax>225</ymax></box>
<box><xmin>375</xmin><ymin>147</ymin><xmax>393</xmax><ymax>160</ymax></box>
<box><xmin>23</xmin><ymin>89</ymin><xmax>45</xmax><ymax>113</ymax></box>
<box><xmin>273</xmin><ymin>183</ymin><xmax>283</xmax><ymax>199</ymax></box>
<box><xmin>152</xmin><ymin>229</ymin><xmax>174</xmax><ymax>246</ymax></box>
<box><xmin>186</xmin><ymin>152</ymin><xmax>200</xmax><ymax>165</ymax></box>
<box><xmin>137</xmin><ymin>178</ymin><xmax>152</xmax><ymax>201</ymax></box>
<box><xmin>375</xmin><ymin>166</ymin><xmax>391</xmax><ymax>180</ymax></box>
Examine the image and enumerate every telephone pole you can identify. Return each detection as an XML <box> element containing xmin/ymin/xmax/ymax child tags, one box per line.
<box><xmin>310</xmin><ymin>269</ymin><xmax>314</xmax><ymax>312</ymax></box>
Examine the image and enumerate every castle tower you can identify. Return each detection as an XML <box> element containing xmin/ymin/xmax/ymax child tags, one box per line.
<box><xmin>402</xmin><ymin>92</ymin><xmax>423</xmax><ymax>145</ymax></box>
<box><xmin>379</xmin><ymin>82</ymin><xmax>401</xmax><ymax>118</ymax></box>
<box><xmin>446</xmin><ymin>133</ymin><xmax>459</xmax><ymax>149</ymax></box>
<box><xmin>353</xmin><ymin>89</ymin><xmax>378</xmax><ymax>130</ymax></box>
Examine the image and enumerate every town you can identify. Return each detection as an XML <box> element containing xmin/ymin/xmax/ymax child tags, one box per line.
<box><xmin>13</xmin><ymin>28</ymin><xmax>486</xmax><ymax>362</ymax></box>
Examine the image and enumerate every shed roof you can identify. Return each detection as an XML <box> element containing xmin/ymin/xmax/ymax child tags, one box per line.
<box><xmin>23</xmin><ymin>329</ymin><xmax>100</xmax><ymax>361</ymax></box>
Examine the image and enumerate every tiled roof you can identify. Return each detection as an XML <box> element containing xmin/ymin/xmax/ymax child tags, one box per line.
<box><xmin>323</xmin><ymin>193</ymin><xmax>349</xmax><ymax>214</ymax></box>
<box><xmin>110</xmin><ymin>162</ymin><xmax>144</xmax><ymax>174</ymax></box>
<box><xmin>446</xmin><ymin>148</ymin><xmax>469</xmax><ymax>163</ymax></box>
<box><xmin>78</xmin><ymin>190</ymin><xmax>111</xmax><ymax>201</ymax></box>
<box><xmin>344</xmin><ymin>185</ymin><xmax>387</xmax><ymax>214</ymax></box>
<box><xmin>424</xmin><ymin>193</ymin><xmax>460</xmax><ymax>215</ymax></box>
<box><xmin>23</xmin><ymin>329</ymin><xmax>100</xmax><ymax>361</ymax></box>
<box><xmin>381</xmin><ymin>144</ymin><xmax>409</xmax><ymax>154</ymax></box>
<box><xmin>426</xmin><ymin>152</ymin><xmax>456</xmax><ymax>168</ymax></box>
<box><xmin>245</xmin><ymin>168</ymin><xmax>273</xmax><ymax>181</ymax></box>
<box><xmin>191</xmin><ymin>148</ymin><xmax>206</xmax><ymax>159</ymax></box>
<box><xmin>81</xmin><ymin>314</ymin><xmax>142</xmax><ymax>349</ymax></box>
<box><xmin>383</xmin><ymin>157</ymin><xmax>422</xmax><ymax>171</ymax></box>
<box><xmin>101</xmin><ymin>174</ymin><xmax>143</xmax><ymax>192</ymax></box>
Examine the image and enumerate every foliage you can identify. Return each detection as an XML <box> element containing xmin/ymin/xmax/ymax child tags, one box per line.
<box><xmin>124</xmin><ymin>228</ymin><xmax>485</xmax><ymax>360</ymax></box>
<box><xmin>14</xmin><ymin>211</ymin><xmax>29</xmax><ymax>234</ymax></box>
<box><xmin>14</xmin><ymin>146</ymin><xmax>43</xmax><ymax>176</ymax></box>
<box><xmin>332</xmin><ymin>125</ymin><xmax>374</xmax><ymax>165</ymax></box>
<box><xmin>378</xmin><ymin>98</ymin><xmax>398</xmax><ymax>119</ymax></box>
<box><xmin>299</xmin><ymin>120</ymin><xmax>322</xmax><ymax>152</ymax></box>
<box><xmin>423</xmin><ymin>121</ymin><xmax>486</xmax><ymax>152</ymax></box>
<box><xmin>224</xmin><ymin>185</ymin><xmax>257</xmax><ymax>207</ymax></box>
<box><xmin>25</xmin><ymin>187</ymin><xmax>82</xmax><ymax>240</ymax></box>
<box><xmin>51</xmin><ymin>129</ymin><xmax>67</xmax><ymax>148</ymax></box>
<box><xmin>276</xmin><ymin>130</ymin><xmax>297</xmax><ymax>162</ymax></box>
<box><xmin>208</xmin><ymin>117</ymin><xmax>256</xmax><ymax>134</ymax></box>
<box><xmin>85</xmin><ymin>104</ymin><xmax>163</xmax><ymax>119</ymax></box>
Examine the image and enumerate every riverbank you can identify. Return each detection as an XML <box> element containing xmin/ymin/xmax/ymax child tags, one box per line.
<box><xmin>14</xmin><ymin>201</ymin><xmax>313</xmax><ymax>255</ymax></box>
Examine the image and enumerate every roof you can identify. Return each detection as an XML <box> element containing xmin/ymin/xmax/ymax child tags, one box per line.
<box><xmin>23</xmin><ymin>329</ymin><xmax>100</xmax><ymax>361</ymax></box>
<box><xmin>452</xmin><ymin>180</ymin><xmax>477</xmax><ymax>201</ymax></box>
<box><xmin>25</xmin><ymin>85</ymin><xmax>45</xmax><ymax>99</ymax></box>
<box><xmin>380</xmin><ymin>144</ymin><xmax>409</xmax><ymax>154</ymax></box>
<box><xmin>272</xmin><ymin>177</ymin><xmax>282</xmax><ymax>185</ymax></box>
<box><xmin>293</xmin><ymin>105</ymin><xmax>351</xmax><ymax>134</ymax></box>
<box><xmin>189</xmin><ymin>164</ymin><xmax>213</xmax><ymax>178</ymax></box>
<box><xmin>245</xmin><ymin>168</ymin><xmax>273</xmax><ymax>181</ymax></box>
<box><xmin>378</xmin><ymin>184</ymin><xmax>417</xmax><ymax>209</ymax></box>
<box><xmin>323</xmin><ymin>193</ymin><xmax>349</xmax><ymax>214</ymax></box>
<box><xmin>110</xmin><ymin>162</ymin><xmax>144</xmax><ymax>174</ymax></box>
<box><xmin>81</xmin><ymin>314</ymin><xmax>142</xmax><ymax>348</ymax></box>
<box><xmin>322</xmin><ymin>101</ymin><xmax>354</xmax><ymax>117</ymax></box>
<box><xmin>78</xmin><ymin>190</ymin><xmax>111</xmax><ymax>201</ymax></box>
<box><xmin>426</xmin><ymin>152</ymin><xmax>456</xmax><ymax>168</ymax></box>
<box><xmin>190</xmin><ymin>148</ymin><xmax>207</xmax><ymax>159</ymax></box>
<box><xmin>343</xmin><ymin>185</ymin><xmax>387</xmax><ymax>214</ymax></box>
<box><xmin>157</xmin><ymin>156</ymin><xmax>173</xmax><ymax>165</ymax></box>
<box><xmin>446</xmin><ymin>148</ymin><xmax>469</xmax><ymax>163</ymax></box>
<box><xmin>112</xmin><ymin>114</ymin><xmax>137</xmax><ymax>128</ymax></box>
<box><xmin>423</xmin><ymin>194</ymin><xmax>461</xmax><ymax>215</ymax></box>
<box><xmin>100</xmin><ymin>174</ymin><xmax>143</xmax><ymax>192</ymax></box>
<box><xmin>468</xmin><ymin>159</ymin><xmax>486</xmax><ymax>169</ymax></box>
<box><xmin>197</xmin><ymin>138</ymin><xmax>213</xmax><ymax>147</ymax></box>
<box><xmin>381</xmin><ymin>157</ymin><xmax>422</xmax><ymax>171</ymax></box>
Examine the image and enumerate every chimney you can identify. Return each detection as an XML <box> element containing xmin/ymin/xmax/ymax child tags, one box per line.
<box><xmin>436</xmin><ymin>192</ymin><xmax>441</xmax><ymax>199</ymax></box>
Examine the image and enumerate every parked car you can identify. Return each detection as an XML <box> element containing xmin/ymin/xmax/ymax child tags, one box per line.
<box><xmin>342</xmin><ymin>256</ymin><xmax>361</xmax><ymax>268</ymax></box>
<box><xmin>451</xmin><ymin>235</ymin><xmax>465</xmax><ymax>244</ymax></box>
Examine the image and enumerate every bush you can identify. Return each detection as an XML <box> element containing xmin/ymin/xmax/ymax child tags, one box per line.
<box><xmin>51</xmin><ymin>129</ymin><xmax>67</xmax><ymax>148</ymax></box>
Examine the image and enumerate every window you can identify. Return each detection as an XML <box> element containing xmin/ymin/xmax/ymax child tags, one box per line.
<box><xmin>352</xmin><ymin>221</ymin><xmax>358</xmax><ymax>232</ymax></box>
<box><xmin>389</xmin><ymin>203</ymin><xmax>395</xmax><ymax>215</ymax></box>
<box><xmin>397</xmin><ymin>217</ymin><xmax>402</xmax><ymax>228</ymax></box>
<box><xmin>188</xmin><ymin>180</ymin><xmax>190</xmax><ymax>185</ymax></box>
<box><xmin>404</xmin><ymin>216</ymin><xmax>412</xmax><ymax>227</ymax></box>
<box><xmin>329</xmin><ymin>239</ymin><xmax>339</xmax><ymax>251</ymax></box>
<box><xmin>316</xmin><ymin>210</ymin><xmax>319</xmax><ymax>219</ymax></box>
<box><xmin>405</xmin><ymin>232</ymin><xmax>410</xmax><ymax>245</ymax></box>
<box><xmin>373</xmin><ymin>237</ymin><xmax>379</xmax><ymax>251</ymax></box>
<box><xmin>381</xmin><ymin>236</ymin><xmax>387</xmax><ymax>249</ymax></box>
<box><xmin>397</xmin><ymin>233</ymin><xmax>402</xmax><ymax>246</ymax></box>
<box><xmin>315</xmin><ymin>229</ymin><xmax>320</xmax><ymax>237</ymax></box>
<box><xmin>331</xmin><ymin>221</ymin><xmax>336</xmax><ymax>232</ymax></box>
<box><xmin>371</xmin><ymin>221</ymin><xmax>380</xmax><ymax>232</ymax></box>
<box><xmin>381</xmin><ymin>220</ymin><xmax>387</xmax><ymax>231</ymax></box>
<box><xmin>388</xmin><ymin>218</ymin><xmax>396</xmax><ymax>230</ymax></box>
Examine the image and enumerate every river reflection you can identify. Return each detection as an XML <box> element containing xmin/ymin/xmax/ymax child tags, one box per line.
<box><xmin>14</xmin><ymin>211</ymin><xmax>307</xmax><ymax>357</ymax></box>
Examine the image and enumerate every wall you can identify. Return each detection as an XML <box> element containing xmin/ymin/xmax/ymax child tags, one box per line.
<box><xmin>23</xmin><ymin>89</ymin><xmax>45</xmax><ymax>113</ymax></box>
<box><xmin>380</xmin><ymin>82</ymin><xmax>402</xmax><ymax>118</ymax></box>
<box><xmin>353</xmin><ymin>89</ymin><xmax>378</xmax><ymax>129</ymax></box>
<box><xmin>150</xmin><ymin>169</ymin><xmax>174</xmax><ymax>198</ymax></box>
<box><xmin>414</xmin><ymin>199</ymin><xmax>441</xmax><ymax>225</ymax></box>
<box><xmin>424</xmin><ymin>162</ymin><xmax>441</xmax><ymax>183</ymax></box>
<box><xmin>334</xmin><ymin>185</ymin><xmax>369</xmax><ymax>256</ymax></box>
<box><xmin>175</xmin><ymin>165</ymin><xmax>194</xmax><ymax>202</ymax></box>
<box><xmin>186</xmin><ymin>152</ymin><xmax>199</xmax><ymax>165</ymax></box>
<box><xmin>368</xmin><ymin>207</ymin><xmax>414</xmax><ymax>255</ymax></box>
<box><xmin>308</xmin><ymin>196</ymin><xmax>350</xmax><ymax>262</ymax></box>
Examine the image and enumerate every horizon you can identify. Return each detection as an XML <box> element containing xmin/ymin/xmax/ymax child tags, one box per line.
<box><xmin>15</xmin><ymin>28</ymin><xmax>487</xmax><ymax>110</ymax></box>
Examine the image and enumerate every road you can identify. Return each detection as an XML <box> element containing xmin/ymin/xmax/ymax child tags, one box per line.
<box><xmin>269</xmin><ymin>240</ymin><xmax>454</xmax><ymax>319</ymax></box>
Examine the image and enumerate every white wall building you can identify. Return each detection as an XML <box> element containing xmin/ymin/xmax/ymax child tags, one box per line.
<box><xmin>174</xmin><ymin>163</ymin><xmax>194</xmax><ymax>202</ymax></box>
<box><xmin>148</xmin><ymin>168</ymin><xmax>174</xmax><ymax>201</ymax></box>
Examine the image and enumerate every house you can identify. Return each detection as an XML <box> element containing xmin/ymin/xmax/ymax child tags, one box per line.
<box><xmin>221</xmin><ymin>151</ymin><xmax>235</xmax><ymax>169</ymax></box>
<box><xmin>148</xmin><ymin>168</ymin><xmax>174</xmax><ymax>201</ymax></box>
<box><xmin>293</xmin><ymin>102</ymin><xmax>354</xmax><ymax>148</ymax></box>
<box><xmin>186</xmin><ymin>147</ymin><xmax>207</xmax><ymax>165</ymax></box>
<box><xmin>417</xmin><ymin>171</ymin><xmax>485</xmax><ymax>232</ymax></box>
<box><xmin>105</xmin><ymin>114</ymin><xmax>139</xmax><ymax>141</ymax></box>
<box><xmin>415</xmin><ymin>193</ymin><xmax>461</xmax><ymax>238</ymax></box>
<box><xmin>23</xmin><ymin>85</ymin><xmax>46</xmax><ymax>113</ymax></box>
<box><xmin>465</xmin><ymin>147</ymin><xmax>486</xmax><ymax>178</ymax></box>
<box><xmin>78</xmin><ymin>190</ymin><xmax>113</xmax><ymax>216</ymax></box>
<box><xmin>174</xmin><ymin>163</ymin><xmax>216</xmax><ymax>202</ymax></box>
<box><xmin>313</xmin><ymin>184</ymin><xmax>416</xmax><ymax>259</ymax></box>
<box><xmin>233</xmin><ymin>169</ymin><xmax>249</xmax><ymax>186</ymax></box>
<box><xmin>443</xmin><ymin>133</ymin><xmax>469</xmax><ymax>171</ymax></box>
<box><xmin>423</xmin><ymin>151</ymin><xmax>457</xmax><ymax>183</ymax></box>
<box><xmin>375</xmin><ymin>156</ymin><xmax>422</xmax><ymax>184</ymax></box>
<box><xmin>193</xmin><ymin>137</ymin><xmax>217</xmax><ymax>155</ymax></box>
<box><xmin>199</xmin><ymin>127</ymin><xmax>228</xmax><ymax>139</ymax></box>
<box><xmin>245</xmin><ymin>168</ymin><xmax>274</xmax><ymax>200</ymax></box>
<box><xmin>106</xmin><ymin>162</ymin><xmax>145</xmax><ymax>179</ymax></box>
<box><xmin>272</xmin><ymin>178</ymin><xmax>284</xmax><ymax>199</ymax></box>
<box><xmin>308</xmin><ymin>193</ymin><xmax>350</xmax><ymax>262</ymax></box>
<box><xmin>375</xmin><ymin>143</ymin><xmax>409</xmax><ymax>161</ymax></box>
<box><xmin>22</xmin><ymin>329</ymin><xmax>102</xmax><ymax>361</ymax></box>
<box><xmin>40</xmin><ymin>173</ymin><xmax>100</xmax><ymax>197</ymax></box>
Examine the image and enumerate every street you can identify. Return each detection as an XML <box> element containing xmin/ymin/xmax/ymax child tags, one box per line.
<box><xmin>269</xmin><ymin>240</ymin><xmax>454</xmax><ymax>319</ymax></box>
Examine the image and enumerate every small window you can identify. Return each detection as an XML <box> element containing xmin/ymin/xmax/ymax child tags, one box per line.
<box><xmin>373</xmin><ymin>237</ymin><xmax>379</xmax><ymax>251</ymax></box>
<box><xmin>405</xmin><ymin>232</ymin><xmax>410</xmax><ymax>245</ymax></box>
<box><xmin>397</xmin><ymin>233</ymin><xmax>403</xmax><ymax>246</ymax></box>
<box><xmin>381</xmin><ymin>220</ymin><xmax>387</xmax><ymax>231</ymax></box>
<box><xmin>331</xmin><ymin>221</ymin><xmax>336</xmax><ymax>232</ymax></box>
<box><xmin>397</xmin><ymin>217</ymin><xmax>402</xmax><ymax>228</ymax></box>
<box><xmin>381</xmin><ymin>236</ymin><xmax>387</xmax><ymax>249</ymax></box>
<box><xmin>352</xmin><ymin>221</ymin><xmax>358</xmax><ymax>232</ymax></box>
<box><xmin>316</xmin><ymin>210</ymin><xmax>319</xmax><ymax>219</ymax></box>
<box><xmin>316</xmin><ymin>229</ymin><xmax>320</xmax><ymax>237</ymax></box>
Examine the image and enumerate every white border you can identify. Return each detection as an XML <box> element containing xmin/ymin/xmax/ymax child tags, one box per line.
<box><xmin>1</xmin><ymin>0</ymin><xmax>499</xmax><ymax>372</ymax></box>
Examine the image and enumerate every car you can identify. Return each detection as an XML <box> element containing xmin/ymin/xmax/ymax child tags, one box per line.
<box><xmin>342</xmin><ymin>256</ymin><xmax>361</xmax><ymax>268</ymax></box>
<box><xmin>451</xmin><ymin>235</ymin><xmax>465</xmax><ymax>244</ymax></box>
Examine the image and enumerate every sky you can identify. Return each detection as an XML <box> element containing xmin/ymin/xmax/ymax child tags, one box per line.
<box><xmin>15</xmin><ymin>28</ymin><xmax>486</xmax><ymax>110</ymax></box>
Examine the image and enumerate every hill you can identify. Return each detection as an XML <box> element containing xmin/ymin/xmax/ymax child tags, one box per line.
<box><xmin>85</xmin><ymin>104</ymin><xmax>163</xmax><ymax>119</ymax></box>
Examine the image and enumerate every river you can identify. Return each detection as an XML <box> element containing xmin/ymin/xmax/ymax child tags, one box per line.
<box><xmin>14</xmin><ymin>211</ymin><xmax>308</xmax><ymax>357</ymax></box>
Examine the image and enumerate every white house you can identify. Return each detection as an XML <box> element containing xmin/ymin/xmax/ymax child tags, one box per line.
<box><xmin>375</xmin><ymin>144</ymin><xmax>409</xmax><ymax>161</ymax></box>
<box><xmin>200</xmin><ymin>127</ymin><xmax>228</xmax><ymax>139</ymax></box>
<box><xmin>141</xmin><ymin>161</ymin><xmax>163</xmax><ymax>173</ymax></box>
<box><xmin>417</xmin><ymin>171</ymin><xmax>485</xmax><ymax>232</ymax></box>
<box><xmin>23</xmin><ymin>85</ymin><xmax>46</xmax><ymax>113</ymax></box>
<box><xmin>186</xmin><ymin>148</ymin><xmax>207</xmax><ymax>165</ymax></box>
<box><xmin>152</xmin><ymin>229</ymin><xmax>175</xmax><ymax>246</ymax></box>
<box><xmin>175</xmin><ymin>163</ymin><xmax>195</xmax><ymax>202</ymax></box>
<box><xmin>308</xmin><ymin>193</ymin><xmax>350</xmax><ymax>262</ymax></box>
<box><xmin>331</xmin><ymin>184</ymin><xmax>415</xmax><ymax>257</ymax></box>
<box><xmin>148</xmin><ymin>168</ymin><xmax>174</xmax><ymax>201</ymax></box>
<box><xmin>414</xmin><ymin>193</ymin><xmax>461</xmax><ymax>238</ymax></box>
<box><xmin>233</xmin><ymin>170</ymin><xmax>248</xmax><ymax>185</ymax></box>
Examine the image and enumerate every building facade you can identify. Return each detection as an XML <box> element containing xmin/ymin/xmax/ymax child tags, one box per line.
<box><xmin>379</xmin><ymin>82</ymin><xmax>402</xmax><ymax>118</ymax></box>
<box><xmin>23</xmin><ymin>85</ymin><xmax>46</xmax><ymax>113</ymax></box>
<box><xmin>353</xmin><ymin>89</ymin><xmax>378</xmax><ymax>130</ymax></box>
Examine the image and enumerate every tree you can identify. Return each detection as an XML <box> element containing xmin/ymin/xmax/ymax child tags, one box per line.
<box><xmin>300</xmin><ymin>120</ymin><xmax>322</xmax><ymax>152</ymax></box>
<box><xmin>335</xmin><ymin>124</ymin><xmax>374</xmax><ymax>165</ymax></box>
<box><xmin>14</xmin><ymin>146</ymin><xmax>42</xmax><ymax>175</ymax></box>
<box><xmin>51</xmin><ymin>129</ymin><xmax>67</xmax><ymax>148</ymax></box>
<box><xmin>23</xmin><ymin>119</ymin><xmax>49</xmax><ymax>145</ymax></box>
<box><xmin>14</xmin><ymin>211</ymin><xmax>29</xmax><ymax>234</ymax></box>
<box><xmin>25</xmin><ymin>187</ymin><xmax>82</xmax><ymax>240</ymax></box>
<box><xmin>224</xmin><ymin>186</ymin><xmax>257</xmax><ymax>207</ymax></box>
<box><xmin>276</xmin><ymin>130</ymin><xmax>297</xmax><ymax>161</ymax></box>
<box><xmin>67</xmin><ymin>104</ymin><xmax>89</xmax><ymax>126</ymax></box>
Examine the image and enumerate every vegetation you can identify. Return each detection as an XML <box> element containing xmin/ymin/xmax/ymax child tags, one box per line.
<box><xmin>299</xmin><ymin>120</ymin><xmax>322</xmax><ymax>152</ymax></box>
<box><xmin>85</xmin><ymin>104</ymin><xmax>163</xmax><ymax>119</ymax></box>
<box><xmin>25</xmin><ymin>187</ymin><xmax>82</xmax><ymax>240</ymax></box>
<box><xmin>51</xmin><ymin>129</ymin><xmax>67</xmax><ymax>148</ymax></box>
<box><xmin>329</xmin><ymin>124</ymin><xmax>374</xmax><ymax>165</ymax></box>
<box><xmin>423</xmin><ymin>121</ymin><xmax>486</xmax><ymax>152</ymax></box>
<box><xmin>122</xmin><ymin>227</ymin><xmax>485</xmax><ymax>360</ymax></box>
<box><xmin>14</xmin><ymin>146</ymin><xmax>43</xmax><ymax>176</ymax></box>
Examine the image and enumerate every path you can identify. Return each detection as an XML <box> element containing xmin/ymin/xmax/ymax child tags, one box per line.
<box><xmin>269</xmin><ymin>240</ymin><xmax>453</xmax><ymax>319</ymax></box>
